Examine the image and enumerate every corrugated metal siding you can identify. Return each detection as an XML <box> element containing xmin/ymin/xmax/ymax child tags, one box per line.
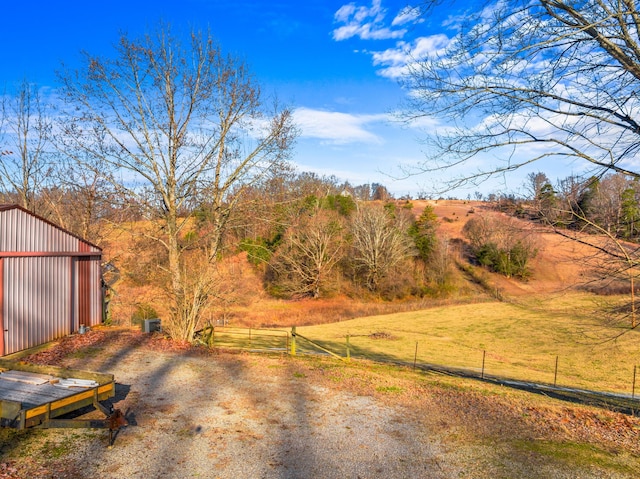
<box><xmin>3</xmin><ymin>256</ymin><xmax>72</xmax><ymax>355</ymax></box>
<box><xmin>0</xmin><ymin>206</ymin><xmax>103</xmax><ymax>356</ymax></box>
<box><xmin>0</xmin><ymin>258</ymin><xmax>4</xmax><ymax>356</ymax></box>
<box><xmin>0</xmin><ymin>207</ymin><xmax>100</xmax><ymax>253</ymax></box>
<box><xmin>72</xmin><ymin>257</ymin><xmax>103</xmax><ymax>327</ymax></box>
<box><xmin>88</xmin><ymin>257</ymin><xmax>103</xmax><ymax>326</ymax></box>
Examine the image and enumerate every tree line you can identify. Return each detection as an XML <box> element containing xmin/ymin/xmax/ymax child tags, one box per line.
<box><xmin>521</xmin><ymin>172</ymin><xmax>640</xmax><ymax>242</ymax></box>
<box><xmin>232</xmin><ymin>178</ymin><xmax>449</xmax><ymax>301</ymax></box>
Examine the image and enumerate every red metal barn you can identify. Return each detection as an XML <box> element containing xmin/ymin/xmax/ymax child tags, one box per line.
<box><xmin>0</xmin><ymin>205</ymin><xmax>103</xmax><ymax>356</ymax></box>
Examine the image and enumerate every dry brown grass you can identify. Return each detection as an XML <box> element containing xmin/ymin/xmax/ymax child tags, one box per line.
<box><xmin>413</xmin><ymin>199</ymin><xmax>606</xmax><ymax>297</ymax></box>
<box><xmin>103</xmin><ymin>200</ymin><xmax>626</xmax><ymax>330</ymax></box>
<box><xmin>228</xmin><ymin>294</ymin><xmax>492</xmax><ymax>328</ymax></box>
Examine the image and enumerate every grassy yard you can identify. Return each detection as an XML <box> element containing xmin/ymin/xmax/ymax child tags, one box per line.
<box><xmin>289</xmin><ymin>292</ymin><xmax>640</xmax><ymax>394</ymax></box>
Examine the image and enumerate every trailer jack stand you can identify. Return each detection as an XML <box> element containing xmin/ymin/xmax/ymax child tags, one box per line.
<box><xmin>37</xmin><ymin>406</ymin><xmax>128</xmax><ymax>447</ymax></box>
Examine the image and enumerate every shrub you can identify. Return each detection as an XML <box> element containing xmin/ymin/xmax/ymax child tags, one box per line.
<box><xmin>131</xmin><ymin>303</ymin><xmax>159</xmax><ymax>326</ymax></box>
<box><xmin>239</xmin><ymin>238</ymin><xmax>272</xmax><ymax>266</ymax></box>
<box><xmin>463</xmin><ymin>215</ymin><xmax>538</xmax><ymax>279</ymax></box>
<box><xmin>323</xmin><ymin>194</ymin><xmax>356</xmax><ymax>216</ymax></box>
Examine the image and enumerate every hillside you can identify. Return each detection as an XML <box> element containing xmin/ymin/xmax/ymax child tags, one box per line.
<box><xmin>103</xmin><ymin>199</ymin><xmax>621</xmax><ymax>328</ymax></box>
<box><xmin>415</xmin><ymin>199</ymin><xmax>600</xmax><ymax>297</ymax></box>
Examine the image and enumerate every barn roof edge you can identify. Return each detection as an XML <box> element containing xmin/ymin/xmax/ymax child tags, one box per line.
<box><xmin>0</xmin><ymin>204</ymin><xmax>103</xmax><ymax>252</ymax></box>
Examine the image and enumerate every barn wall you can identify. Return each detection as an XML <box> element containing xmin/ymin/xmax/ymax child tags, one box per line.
<box><xmin>0</xmin><ymin>208</ymin><xmax>78</xmax><ymax>252</ymax></box>
<box><xmin>0</xmin><ymin>206</ymin><xmax>103</xmax><ymax>356</ymax></box>
<box><xmin>2</xmin><ymin>256</ymin><xmax>72</xmax><ymax>355</ymax></box>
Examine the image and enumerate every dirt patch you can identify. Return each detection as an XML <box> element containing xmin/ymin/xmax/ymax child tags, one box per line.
<box><xmin>1</xmin><ymin>328</ymin><xmax>639</xmax><ymax>478</ymax></box>
<box><xmin>368</xmin><ymin>331</ymin><xmax>398</xmax><ymax>340</ymax></box>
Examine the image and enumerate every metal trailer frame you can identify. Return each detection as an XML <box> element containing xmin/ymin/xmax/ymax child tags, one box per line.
<box><xmin>0</xmin><ymin>359</ymin><xmax>125</xmax><ymax>445</ymax></box>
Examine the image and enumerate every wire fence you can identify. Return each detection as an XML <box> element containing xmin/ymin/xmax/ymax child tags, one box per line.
<box><xmin>196</xmin><ymin>326</ymin><xmax>290</xmax><ymax>352</ymax></box>
<box><xmin>197</xmin><ymin>325</ymin><xmax>640</xmax><ymax>414</ymax></box>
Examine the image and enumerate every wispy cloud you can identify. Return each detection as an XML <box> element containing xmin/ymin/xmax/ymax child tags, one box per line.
<box><xmin>293</xmin><ymin>107</ymin><xmax>388</xmax><ymax>144</ymax></box>
<box><xmin>370</xmin><ymin>35</ymin><xmax>450</xmax><ymax>79</ymax></box>
<box><xmin>331</xmin><ymin>2</ymin><xmax>449</xmax><ymax>78</ymax></box>
<box><xmin>332</xmin><ymin>0</ymin><xmax>415</xmax><ymax>41</ymax></box>
<box><xmin>391</xmin><ymin>6</ymin><xmax>422</xmax><ymax>27</ymax></box>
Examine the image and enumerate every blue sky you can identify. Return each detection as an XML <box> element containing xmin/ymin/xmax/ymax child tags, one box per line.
<box><xmin>0</xmin><ymin>0</ymin><xmax>544</xmax><ymax>198</ymax></box>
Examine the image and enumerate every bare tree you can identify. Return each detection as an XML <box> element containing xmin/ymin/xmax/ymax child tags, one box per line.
<box><xmin>349</xmin><ymin>204</ymin><xmax>416</xmax><ymax>291</ymax></box>
<box><xmin>403</xmin><ymin>1</ymin><xmax>640</xmax><ymax>186</ymax></box>
<box><xmin>0</xmin><ymin>79</ymin><xmax>51</xmax><ymax>211</ymax></box>
<box><xmin>58</xmin><ymin>24</ymin><xmax>296</xmax><ymax>341</ymax></box>
<box><xmin>526</xmin><ymin>172</ymin><xmax>550</xmax><ymax>203</ymax></box>
<box><xmin>590</xmin><ymin>173</ymin><xmax>630</xmax><ymax>234</ymax></box>
<box><xmin>269</xmin><ymin>210</ymin><xmax>345</xmax><ymax>298</ymax></box>
<box><xmin>428</xmin><ymin>235</ymin><xmax>453</xmax><ymax>287</ymax></box>
<box><xmin>525</xmin><ymin>171</ymin><xmax>551</xmax><ymax>217</ymax></box>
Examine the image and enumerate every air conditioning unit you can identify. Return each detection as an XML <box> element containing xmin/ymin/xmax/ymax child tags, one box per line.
<box><xmin>143</xmin><ymin>319</ymin><xmax>161</xmax><ymax>333</ymax></box>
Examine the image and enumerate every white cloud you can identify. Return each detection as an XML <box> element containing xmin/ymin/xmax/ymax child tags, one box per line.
<box><xmin>370</xmin><ymin>34</ymin><xmax>450</xmax><ymax>79</ymax></box>
<box><xmin>391</xmin><ymin>6</ymin><xmax>422</xmax><ymax>27</ymax></box>
<box><xmin>293</xmin><ymin>107</ymin><xmax>388</xmax><ymax>144</ymax></box>
<box><xmin>332</xmin><ymin>0</ymin><xmax>416</xmax><ymax>41</ymax></box>
<box><xmin>335</xmin><ymin>0</ymin><xmax>383</xmax><ymax>24</ymax></box>
<box><xmin>333</xmin><ymin>24</ymin><xmax>406</xmax><ymax>41</ymax></box>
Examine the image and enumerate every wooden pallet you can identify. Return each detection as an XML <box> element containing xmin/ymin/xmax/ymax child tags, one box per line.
<box><xmin>0</xmin><ymin>370</ymin><xmax>53</xmax><ymax>385</ymax></box>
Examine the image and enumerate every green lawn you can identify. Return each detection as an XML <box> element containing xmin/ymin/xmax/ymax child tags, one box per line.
<box><xmin>293</xmin><ymin>293</ymin><xmax>640</xmax><ymax>394</ymax></box>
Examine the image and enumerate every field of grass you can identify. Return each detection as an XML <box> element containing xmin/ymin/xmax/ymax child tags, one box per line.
<box><xmin>283</xmin><ymin>292</ymin><xmax>640</xmax><ymax>394</ymax></box>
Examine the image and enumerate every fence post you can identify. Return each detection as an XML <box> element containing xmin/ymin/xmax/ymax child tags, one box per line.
<box><xmin>481</xmin><ymin>350</ymin><xmax>486</xmax><ymax>379</ymax></box>
<box><xmin>554</xmin><ymin>355</ymin><xmax>559</xmax><ymax>388</ymax></box>
<box><xmin>413</xmin><ymin>341</ymin><xmax>418</xmax><ymax>370</ymax></box>
<box><xmin>290</xmin><ymin>327</ymin><xmax>296</xmax><ymax>356</ymax></box>
<box><xmin>633</xmin><ymin>365</ymin><xmax>637</xmax><ymax>399</ymax></box>
<box><xmin>346</xmin><ymin>335</ymin><xmax>350</xmax><ymax>361</ymax></box>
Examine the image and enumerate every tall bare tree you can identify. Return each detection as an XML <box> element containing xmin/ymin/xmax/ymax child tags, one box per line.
<box><xmin>269</xmin><ymin>210</ymin><xmax>346</xmax><ymax>299</ymax></box>
<box><xmin>403</xmin><ymin>0</ymin><xmax>640</xmax><ymax>186</ymax></box>
<box><xmin>58</xmin><ymin>24</ymin><xmax>296</xmax><ymax>341</ymax></box>
<box><xmin>0</xmin><ymin>79</ymin><xmax>51</xmax><ymax>211</ymax></box>
<box><xmin>349</xmin><ymin>204</ymin><xmax>416</xmax><ymax>291</ymax></box>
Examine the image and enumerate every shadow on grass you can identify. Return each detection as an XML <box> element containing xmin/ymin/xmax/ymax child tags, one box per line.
<box><xmin>294</xmin><ymin>335</ymin><xmax>640</xmax><ymax>416</ymax></box>
<box><xmin>4</xmin><ymin>327</ymin><xmax>629</xmax><ymax>478</ymax></box>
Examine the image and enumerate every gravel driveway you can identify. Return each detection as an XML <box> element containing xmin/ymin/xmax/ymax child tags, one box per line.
<box><xmin>51</xmin><ymin>334</ymin><xmax>451</xmax><ymax>479</ymax></box>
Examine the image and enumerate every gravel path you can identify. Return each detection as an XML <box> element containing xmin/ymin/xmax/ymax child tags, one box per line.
<box><xmin>59</xmin><ymin>346</ymin><xmax>451</xmax><ymax>479</ymax></box>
